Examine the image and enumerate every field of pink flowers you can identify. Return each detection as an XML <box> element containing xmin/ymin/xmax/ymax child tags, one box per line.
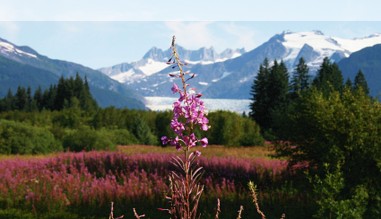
<box><xmin>0</xmin><ymin>150</ymin><xmax>310</xmax><ymax>219</ymax></box>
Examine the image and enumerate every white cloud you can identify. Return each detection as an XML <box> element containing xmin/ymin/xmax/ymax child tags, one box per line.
<box><xmin>164</xmin><ymin>22</ymin><xmax>216</xmax><ymax>49</ymax></box>
<box><xmin>164</xmin><ymin>22</ymin><xmax>264</xmax><ymax>52</ymax></box>
<box><xmin>217</xmin><ymin>22</ymin><xmax>259</xmax><ymax>50</ymax></box>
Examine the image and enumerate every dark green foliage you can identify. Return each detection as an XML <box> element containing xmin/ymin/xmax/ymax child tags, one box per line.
<box><xmin>249</xmin><ymin>58</ymin><xmax>270</xmax><ymax>129</ymax></box>
<box><xmin>206</xmin><ymin>111</ymin><xmax>264</xmax><ymax>146</ymax></box>
<box><xmin>290</xmin><ymin>57</ymin><xmax>310</xmax><ymax>98</ymax></box>
<box><xmin>0</xmin><ymin>74</ymin><xmax>98</xmax><ymax>112</ymax></box>
<box><xmin>0</xmin><ymin>209</ymin><xmax>35</xmax><ymax>219</ymax></box>
<box><xmin>312</xmin><ymin>57</ymin><xmax>343</xmax><ymax>96</ymax></box>
<box><xmin>276</xmin><ymin>87</ymin><xmax>381</xmax><ymax>217</ymax></box>
<box><xmin>155</xmin><ymin>110</ymin><xmax>174</xmax><ymax>144</ymax></box>
<box><xmin>0</xmin><ymin>120</ymin><xmax>62</xmax><ymax>154</ymax></box>
<box><xmin>53</xmin><ymin>74</ymin><xmax>98</xmax><ymax>111</ymax></box>
<box><xmin>344</xmin><ymin>78</ymin><xmax>353</xmax><ymax>90</ymax></box>
<box><xmin>354</xmin><ymin>70</ymin><xmax>369</xmax><ymax>95</ymax></box>
<box><xmin>52</xmin><ymin>100</ymin><xmax>82</xmax><ymax>129</ymax></box>
<box><xmin>129</xmin><ymin>116</ymin><xmax>158</xmax><ymax>145</ymax></box>
<box><xmin>250</xmin><ymin>59</ymin><xmax>290</xmax><ymax>135</ymax></box>
<box><xmin>103</xmin><ymin>129</ymin><xmax>138</xmax><ymax>145</ymax></box>
<box><xmin>239</xmin><ymin>118</ymin><xmax>265</xmax><ymax>146</ymax></box>
<box><xmin>62</xmin><ymin>126</ymin><xmax>115</xmax><ymax>152</ymax></box>
<box><xmin>248</xmin><ymin>55</ymin><xmax>378</xmax><ymax>216</ymax></box>
<box><xmin>310</xmin><ymin>163</ymin><xmax>369</xmax><ymax>219</ymax></box>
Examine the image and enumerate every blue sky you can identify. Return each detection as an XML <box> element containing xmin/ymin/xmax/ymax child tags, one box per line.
<box><xmin>0</xmin><ymin>1</ymin><xmax>380</xmax><ymax>69</ymax></box>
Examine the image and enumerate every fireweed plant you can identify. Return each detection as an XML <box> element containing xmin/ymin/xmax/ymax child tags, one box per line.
<box><xmin>160</xmin><ymin>36</ymin><xmax>209</xmax><ymax>219</ymax></box>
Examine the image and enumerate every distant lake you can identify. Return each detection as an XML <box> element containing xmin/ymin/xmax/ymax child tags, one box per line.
<box><xmin>145</xmin><ymin>96</ymin><xmax>251</xmax><ymax>114</ymax></box>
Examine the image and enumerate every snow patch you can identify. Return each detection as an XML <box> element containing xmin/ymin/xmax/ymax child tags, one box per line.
<box><xmin>0</xmin><ymin>41</ymin><xmax>37</xmax><ymax>58</ymax></box>
<box><xmin>110</xmin><ymin>69</ymin><xmax>146</xmax><ymax>83</ymax></box>
<box><xmin>333</xmin><ymin>33</ymin><xmax>381</xmax><ymax>53</ymax></box>
<box><xmin>212</xmin><ymin>72</ymin><xmax>231</xmax><ymax>82</ymax></box>
<box><xmin>138</xmin><ymin>58</ymin><xmax>168</xmax><ymax>76</ymax></box>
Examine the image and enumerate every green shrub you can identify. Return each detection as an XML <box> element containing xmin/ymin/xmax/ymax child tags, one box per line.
<box><xmin>98</xmin><ymin>128</ymin><xmax>138</xmax><ymax>145</ymax></box>
<box><xmin>129</xmin><ymin>116</ymin><xmax>158</xmax><ymax>145</ymax></box>
<box><xmin>239</xmin><ymin>118</ymin><xmax>264</xmax><ymax>146</ymax></box>
<box><xmin>0</xmin><ymin>209</ymin><xmax>35</xmax><ymax>219</ymax></box>
<box><xmin>0</xmin><ymin>119</ymin><xmax>62</xmax><ymax>154</ymax></box>
<box><xmin>311</xmin><ymin>163</ymin><xmax>369</xmax><ymax>219</ymax></box>
<box><xmin>62</xmin><ymin>126</ymin><xmax>116</xmax><ymax>152</ymax></box>
<box><xmin>206</xmin><ymin>111</ymin><xmax>264</xmax><ymax>146</ymax></box>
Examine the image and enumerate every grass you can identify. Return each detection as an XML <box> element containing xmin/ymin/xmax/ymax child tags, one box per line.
<box><xmin>117</xmin><ymin>144</ymin><xmax>275</xmax><ymax>159</ymax></box>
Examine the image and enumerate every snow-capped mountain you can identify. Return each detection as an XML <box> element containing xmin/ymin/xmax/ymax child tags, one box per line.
<box><xmin>278</xmin><ymin>30</ymin><xmax>381</xmax><ymax>71</ymax></box>
<box><xmin>98</xmin><ymin>46</ymin><xmax>245</xmax><ymax>84</ymax></box>
<box><xmin>0</xmin><ymin>39</ymin><xmax>38</xmax><ymax>60</ymax></box>
<box><xmin>103</xmin><ymin>30</ymin><xmax>381</xmax><ymax>99</ymax></box>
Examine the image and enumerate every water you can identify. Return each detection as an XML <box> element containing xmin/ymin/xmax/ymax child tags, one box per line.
<box><xmin>145</xmin><ymin>96</ymin><xmax>251</xmax><ymax>114</ymax></box>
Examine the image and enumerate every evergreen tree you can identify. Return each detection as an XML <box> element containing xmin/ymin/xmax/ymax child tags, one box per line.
<box><xmin>312</xmin><ymin>57</ymin><xmax>343</xmax><ymax>96</ymax></box>
<box><xmin>249</xmin><ymin>58</ymin><xmax>270</xmax><ymax>129</ymax></box>
<box><xmin>42</xmin><ymin>85</ymin><xmax>57</xmax><ymax>110</ymax></box>
<box><xmin>267</xmin><ymin>60</ymin><xmax>289</xmax><ymax>109</ymax></box>
<box><xmin>54</xmin><ymin>76</ymin><xmax>66</xmax><ymax>110</ymax></box>
<box><xmin>249</xmin><ymin>59</ymin><xmax>289</xmax><ymax>132</ymax></box>
<box><xmin>33</xmin><ymin>86</ymin><xmax>43</xmax><ymax>111</ymax></box>
<box><xmin>276</xmin><ymin>87</ymin><xmax>381</xmax><ymax>217</ymax></box>
<box><xmin>79</xmin><ymin>75</ymin><xmax>98</xmax><ymax>112</ymax></box>
<box><xmin>345</xmin><ymin>78</ymin><xmax>353</xmax><ymax>90</ymax></box>
<box><xmin>354</xmin><ymin>70</ymin><xmax>369</xmax><ymax>95</ymax></box>
<box><xmin>15</xmin><ymin>86</ymin><xmax>27</xmax><ymax>111</ymax></box>
<box><xmin>52</xmin><ymin>74</ymin><xmax>97</xmax><ymax>111</ymax></box>
<box><xmin>0</xmin><ymin>89</ymin><xmax>15</xmax><ymax>111</ymax></box>
<box><xmin>25</xmin><ymin>86</ymin><xmax>33</xmax><ymax>111</ymax></box>
<box><xmin>291</xmin><ymin>57</ymin><xmax>310</xmax><ymax>97</ymax></box>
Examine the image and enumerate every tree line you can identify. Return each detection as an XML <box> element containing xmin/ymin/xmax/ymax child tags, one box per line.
<box><xmin>0</xmin><ymin>74</ymin><xmax>264</xmax><ymax>155</ymax></box>
<box><xmin>0</xmin><ymin>73</ymin><xmax>98</xmax><ymax>112</ymax></box>
<box><xmin>249</xmin><ymin>57</ymin><xmax>379</xmax><ymax>218</ymax></box>
<box><xmin>250</xmin><ymin>57</ymin><xmax>369</xmax><ymax>137</ymax></box>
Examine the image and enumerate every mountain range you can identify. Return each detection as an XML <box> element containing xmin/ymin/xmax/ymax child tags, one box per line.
<box><xmin>99</xmin><ymin>30</ymin><xmax>381</xmax><ymax>99</ymax></box>
<box><xmin>1</xmin><ymin>30</ymin><xmax>381</xmax><ymax>111</ymax></box>
<box><xmin>0</xmin><ymin>37</ymin><xmax>146</xmax><ymax>109</ymax></box>
<box><xmin>98</xmin><ymin>46</ymin><xmax>245</xmax><ymax>85</ymax></box>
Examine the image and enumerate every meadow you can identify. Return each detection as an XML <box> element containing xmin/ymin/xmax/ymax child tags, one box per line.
<box><xmin>0</xmin><ymin>145</ymin><xmax>312</xmax><ymax>219</ymax></box>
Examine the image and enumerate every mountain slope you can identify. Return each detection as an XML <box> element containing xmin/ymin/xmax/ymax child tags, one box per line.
<box><xmin>0</xmin><ymin>56</ymin><xmax>58</xmax><ymax>97</ymax></box>
<box><xmin>0</xmin><ymin>37</ymin><xmax>145</xmax><ymax>109</ymax></box>
<box><xmin>98</xmin><ymin>46</ymin><xmax>245</xmax><ymax>84</ymax></box>
<box><xmin>338</xmin><ymin>44</ymin><xmax>381</xmax><ymax>98</ymax></box>
<box><xmin>117</xmin><ymin>31</ymin><xmax>381</xmax><ymax>99</ymax></box>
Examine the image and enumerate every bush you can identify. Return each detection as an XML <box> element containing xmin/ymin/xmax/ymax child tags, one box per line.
<box><xmin>62</xmin><ymin>126</ymin><xmax>116</xmax><ymax>152</ymax></box>
<box><xmin>99</xmin><ymin>128</ymin><xmax>138</xmax><ymax>145</ymax></box>
<box><xmin>0</xmin><ymin>119</ymin><xmax>62</xmax><ymax>154</ymax></box>
<box><xmin>206</xmin><ymin>111</ymin><xmax>264</xmax><ymax>146</ymax></box>
<box><xmin>129</xmin><ymin>116</ymin><xmax>158</xmax><ymax>145</ymax></box>
<box><xmin>277</xmin><ymin>88</ymin><xmax>381</xmax><ymax>217</ymax></box>
<box><xmin>239</xmin><ymin>118</ymin><xmax>264</xmax><ymax>146</ymax></box>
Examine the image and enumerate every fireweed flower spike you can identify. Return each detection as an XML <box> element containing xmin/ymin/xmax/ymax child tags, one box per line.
<box><xmin>160</xmin><ymin>36</ymin><xmax>208</xmax><ymax>219</ymax></box>
<box><xmin>161</xmin><ymin>36</ymin><xmax>209</xmax><ymax>151</ymax></box>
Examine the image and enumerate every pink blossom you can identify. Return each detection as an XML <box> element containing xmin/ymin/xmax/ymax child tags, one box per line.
<box><xmin>171</xmin><ymin>83</ymin><xmax>180</xmax><ymax>94</ymax></box>
<box><xmin>161</xmin><ymin>136</ymin><xmax>169</xmax><ymax>145</ymax></box>
<box><xmin>200</xmin><ymin>138</ymin><xmax>208</xmax><ymax>147</ymax></box>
